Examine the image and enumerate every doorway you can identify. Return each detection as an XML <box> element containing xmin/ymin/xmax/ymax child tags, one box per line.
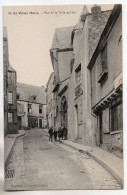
<box><xmin>18</xmin><ymin>116</ymin><xmax>22</xmax><ymax>129</ymax></box>
<box><xmin>39</xmin><ymin>119</ymin><xmax>42</xmax><ymax>128</ymax></box>
<box><xmin>61</xmin><ymin>96</ymin><xmax>68</xmax><ymax>128</ymax></box>
<box><xmin>74</xmin><ymin>105</ymin><xmax>78</xmax><ymax>139</ymax></box>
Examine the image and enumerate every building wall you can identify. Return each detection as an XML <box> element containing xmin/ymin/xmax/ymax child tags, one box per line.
<box><xmin>46</xmin><ymin>73</ymin><xmax>55</xmax><ymax>128</ymax></box>
<box><xmin>91</xmin><ymin>13</ymin><xmax>122</xmax><ymax>107</ymax></box>
<box><xmin>68</xmin><ymin>7</ymin><xmax>111</xmax><ymax>146</ymax></box>
<box><xmin>90</xmin><ymin>9</ymin><xmax>122</xmax><ymax>156</ymax></box>
<box><xmin>17</xmin><ymin>100</ymin><xmax>28</xmax><ymax>127</ymax></box>
<box><xmin>17</xmin><ymin>100</ymin><xmax>47</xmax><ymax>129</ymax></box>
<box><xmin>3</xmin><ymin>30</ymin><xmax>9</xmax><ymax>135</ymax></box>
<box><xmin>58</xmin><ymin>51</ymin><xmax>73</xmax><ymax>81</ymax></box>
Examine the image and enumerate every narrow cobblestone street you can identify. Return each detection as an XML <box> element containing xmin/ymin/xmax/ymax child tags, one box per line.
<box><xmin>5</xmin><ymin>129</ymin><xmax>122</xmax><ymax>191</ymax></box>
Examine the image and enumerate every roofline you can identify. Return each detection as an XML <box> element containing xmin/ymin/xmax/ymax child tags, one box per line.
<box><xmin>87</xmin><ymin>4</ymin><xmax>122</xmax><ymax>70</ymax></box>
<box><xmin>46</xmin><ymin>72</ymin><xmax>54</xmax><ymax>89</ymax></box>
<box><xmin>17</xmin><ymin>99</ymin><xmax>47</xmax><ymax>105</ymax></box>
<box><xmin>17</xmin><ymin>82</ymin><xmax>45</xmax><ymax>88</ymax></box>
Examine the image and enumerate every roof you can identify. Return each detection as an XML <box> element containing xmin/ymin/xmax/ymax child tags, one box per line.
<box><xmin>17</xmin><ymin>82</ymin><xmax>46</xmax><ymax>104</ymax></box>
<box><xmin>3</xmin><ymin>26</ymin><xmax>7</xmax><ymax>38</ymax></box>
<box><xmin>51</xmin><ymin>26</ymin><xmax>74</xmax><ymax>49</ymax></box>
<box><xmin>88</xmin><ymin>5</ymin><xmax>121</xmax><ymax>70</ymax></box>
<box><xmin>7</xmin><ymin>65</ymin><xmax>16</xmax><ymax>72</ymax></box>
<box><xmin>46</xmin><ymin>72</ymin><xmax>54</xmax><ymax>89</ymax></box>
<box><xmin>88</xmin><ymin>10</ymin><xmax>112</xmax><ymax>62</ymax></box>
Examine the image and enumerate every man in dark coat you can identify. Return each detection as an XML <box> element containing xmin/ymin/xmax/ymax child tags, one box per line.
<box><xmin>48</xmin><ymin>126</ymin><xmax>53</xmax><ymax>142</ymax></box>
<box><xmin>53</xmin><ymin>128</ymin><xmax>57</xmax><ymax>141</ymax></box>
<box><xmin>58</xmin><ymin>127</ymin><xmax>61</xmax><ymax>140</ymax></box>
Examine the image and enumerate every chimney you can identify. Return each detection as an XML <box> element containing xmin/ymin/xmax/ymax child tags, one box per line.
<box><xmin>80</xmin><ymin>5</ymin><xmax>89</xmax><ymax>22</ymax></box>
<box><xmin>91</xmin><ymin>5</ymin><xmax>101</xmax><ymax>17</ymax></box>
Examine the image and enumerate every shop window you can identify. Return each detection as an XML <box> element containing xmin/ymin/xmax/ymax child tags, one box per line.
<box><xmin>28</xmin><ymin>104</ymin><xmax>32</xmax><ymax>113</ymax></box>
<box><xmin>8</xmin><ymin>91</ymin><xmax>13</xmax><ymax>104</ymax></box>
<box><xmin>111</xmin><ymin>103</ymin><xmax>123</xmax><ymax>131</ymax></box>
<box><xmin>39</xmin><ymin>104</ymin><xmax>42</xmax><ymax>113</ymax></box>
<box><xmin>8</xmin><ymin>112</ymin><xmax>13</xmax><ymax>123</ymax></box>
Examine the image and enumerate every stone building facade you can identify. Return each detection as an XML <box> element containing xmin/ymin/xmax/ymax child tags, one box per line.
<box><xmin>45</xmin><ymin>72</ymin><xmax>55</xmax><ymax>128</ymax></box>
<box><xmin>47</xmin><ymin>4</ymin><xmax>123</xmax><ymax>156</ymax></box>
<box><xmin>68</xmin><ymin>5</ymin><xmax>111</xmax><ymax>144</ymax></box>
<box><xmin>3</xmin><ymin>27</ymin><xmax>18</xmax><ymax>134</ymax></box>
<box><xmin>17</xmin><ymin>83</ymin><xmax>47</xmax><ymax>129</ymax></box>
<box><xmin>50</xmin><ymin>26</ymin><xmax>74</xmax><ymax>131</ymax></box>
<box><xmin>88</xmin><ymin>5</ymin><xmax>122</xmax><ymax>156</ymax></box>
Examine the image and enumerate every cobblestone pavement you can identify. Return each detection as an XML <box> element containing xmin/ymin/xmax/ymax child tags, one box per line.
<box><xmin>5</xmin><ymin>129</ymin><xmax>122</xmax><ymax>191</ymax></box>
<box><xmin>5</xmin><ymin>136</ymin><xmax>25</xmax><ymax>190</ymax></box>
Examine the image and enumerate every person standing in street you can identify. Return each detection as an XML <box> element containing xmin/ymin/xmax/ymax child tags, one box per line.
<box><xmin>53</xmin><ymin>128</ymin><xmax>57</xmax><ymax>142</ymax></box>
<box><xmin>58</xmin><ymin>127</ymin><xmax>61</xmax><ymax>140</ymax></box>
<box><xmin>48</xmin><ymin>126</ymin><xmax>53</xmax><ymax>142</ymax></box>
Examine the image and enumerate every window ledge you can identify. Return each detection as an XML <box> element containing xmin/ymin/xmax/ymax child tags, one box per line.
<box><xmin>103</xmin><ymin>132</ymin><xmax>110</xmax><ymax>134</ymax></box>
<box><xmin>110</xmin><ymin>130</ymin><xmax>123</xmax><ymax>135</ymax></box>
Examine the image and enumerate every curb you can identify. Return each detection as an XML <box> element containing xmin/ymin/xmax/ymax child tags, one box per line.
<box><xmin>5</xmin><ymin>131</ymin><xmax>26</xmax><ymax>168</ymax></box>
<box><xmin>59</xmin><ymin>140</ymin><xmax>123</xmax><ymax>187</ymax></box>
<box><xmin>41</xmin><ymin>130</ymin><xmax>123</xmax><ymax>186</ymax></box>
<box><xmin>86</xmin><ymin>151</ymin><xmax>123</xmax><ymax>187</ymax></box>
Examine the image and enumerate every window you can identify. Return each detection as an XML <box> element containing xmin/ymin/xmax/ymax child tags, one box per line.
<box><xmin>75</xmin><ymin>64</ymin><xmax>81</xmax><ymax>84</ymax></box>
<box><xmin>17</xmin><ymin>94</ymin><xmax>20</xmax><ymax>100</ymax></box>
<box><xmin>70</xmin><ymin>58</ymin><xmax>75</xmax><ymax>73</ymax></box>
<box><xmin>56</xmin><ymin>106</ymin><xmax>58</xmax><ymax>117</ymax></box>
<box><xmin>8</xmin><ymin>92</ymin><xmax>13</xmax><ymax>104</ymax></box>
<box><xmin>8</xmin><ymin>72</ymin><xmax>12</xmax><ymax>84</ymax></box>
<box><xmin>75</xmin><ymin>64</ymin><xmax>82</xmax><ymax>97</ymax></box>
<box><xmin>39</xmin><ymin>105</ymin><xmax>42</xmax><ymax>113</ymax></box>
<box><xmin>28</xmin><ymin>104</ymin><xmax>32</xmax><ymax>113</ymax></box>
<box><xmin>33</xmin><ymin>96</ymin><xmax>36</xmax><ymax>100</ymax></box>
<box><xmin>98</xmin><ymin>44</ymin><xmax>108</xmax><ymax>84</ymax></box>
<box><xmin>111</xmin><ymin>103</ymin><xmax>123</xmax><ymax>131</ymax></box>
<box><xmin>8</xmin><ymin>112</ymin><xmax>13</xmax><ymax>123</ymax></box>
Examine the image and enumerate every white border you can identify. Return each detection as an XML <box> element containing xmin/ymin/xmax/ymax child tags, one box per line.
<box><xmin>0</xmin><ymin>0</ymin><xmax>127</xmax><ymax>195</ymax></box>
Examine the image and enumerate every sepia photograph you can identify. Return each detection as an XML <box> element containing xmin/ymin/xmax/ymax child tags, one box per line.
<box><xmin>3</xmin><ymin>3</ymin><xmax>123</xmax><ymax>191</ymax></box>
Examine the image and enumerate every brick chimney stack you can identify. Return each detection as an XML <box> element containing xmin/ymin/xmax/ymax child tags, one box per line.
<box><xmin>91</xmin><ymin>5</ymin><xmax>101</xmax><ymax>17</ymax></box>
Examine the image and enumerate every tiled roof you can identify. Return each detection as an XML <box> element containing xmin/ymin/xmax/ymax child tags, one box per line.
<box><xmin>88</xmin><ymin>10</ymin><xmax>112</xmax><ymax>62</ymax></box>
<box><xmin>17</xmin><ymin>82</ymin><xmax>46</xmax><ymax>104</ymax></box>
<box><xmin>51</xmin><ymin>26</ymin><xmax>74</xmax><ymax>49</ymax></box>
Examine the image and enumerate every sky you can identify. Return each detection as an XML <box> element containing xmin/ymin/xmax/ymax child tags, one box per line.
<box><xmin>3</xmin><ymin>4</ymin><xmax>114</xmax><ymax>88</ymax></box>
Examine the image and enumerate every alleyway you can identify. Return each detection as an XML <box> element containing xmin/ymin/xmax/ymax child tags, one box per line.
<box><xmin>5</xmin><ymin>129</ymin><xmax>122</xmax><ymax>191</ymax></box>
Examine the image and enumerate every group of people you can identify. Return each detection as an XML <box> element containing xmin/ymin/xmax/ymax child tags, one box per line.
<box><xmin>48</xmin><ymin>125</ymin><xmax>68</xmax><ymax>142</ymax></box>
